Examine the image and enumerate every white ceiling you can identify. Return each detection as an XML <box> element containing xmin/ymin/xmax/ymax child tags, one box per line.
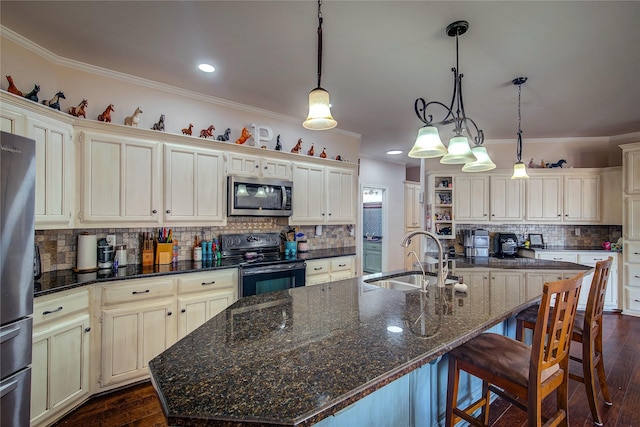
<box><xmin>2</xmin><ymin>1</ymin><xmax>639</xmax><ymax>167</ymax></box>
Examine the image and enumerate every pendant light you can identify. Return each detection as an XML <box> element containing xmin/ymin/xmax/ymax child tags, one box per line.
<box><xmin>235</xmin><ymin>184</ymin><xmax>249</xmax><ymax>197</ymax></box>
<box><xmin>303</xmin><ymin>0</ymin><xmax>337</xmax><ymax>130</ymax></box>
<box><xmin>410</xmin><ymin>20</ymin><xmax>494</xmax><ymax>172</ymax></box>
<box><xmin>511</xmin><ymin>77</ymin><xmax>529</xmax><ymax>179</ymax></box>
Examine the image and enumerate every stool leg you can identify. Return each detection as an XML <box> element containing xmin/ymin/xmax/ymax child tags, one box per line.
<box><xmin>516</xmin><ymin>318</ymin><xmax>524</xmax><ymax>342</ymax></box>
<box><xmin>446</xmin><ymin>356</ymin><xmax>460</xmax><ymax>427</ymax></box>
<box><xmin>595</xmin><ymin>329</ymin><xmax>612</xmax><ymax>406</ymax></box>
<box><xmin>583</xmin><ymin>337</ymin><xmax>604</xmax><ymax>426</ymax></box>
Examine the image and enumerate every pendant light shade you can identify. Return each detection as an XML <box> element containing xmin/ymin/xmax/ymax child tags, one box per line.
<box><xmin>303</xmin><ymin>87</ymin><xmax>337</xmax><ymax>130</ymax></box>
<box><xmin>408</xmin><ymin>126</ymin><xmax>447</xmax><ymax>158</ymax></box>
<box><xmin>462</xmin><ymin>145</ymin><xmax>497</xmax><ymax>172</ymax></box>
<box><xmin>440</xmin><ymin>136</ymin><xmax>476</xmax><ymax>164</ymax></box>
<box><xmin>511</xmin><ymin>161</ymin><xmax>529</xmax><ymax>179</ymax></box>
<box><xmin>511</xmin><ymin>76</ymin><xmax>529</xmax><ymax>179</ymax></box>
<box><xmin>302</xmin><ymin>0</ymin><xmax>336</xmax><ymax>131</ymax></box>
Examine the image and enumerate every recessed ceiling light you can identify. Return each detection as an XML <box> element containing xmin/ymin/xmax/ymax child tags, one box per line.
<box><xmin>198</xmin><ymin>64</ymin><xmax>215</xmax><ymax>73</ymax></box>
<box><xmin>386</xmin><ymin>150</ymin><xmax>402</xmax><ymax>155</ymax></box>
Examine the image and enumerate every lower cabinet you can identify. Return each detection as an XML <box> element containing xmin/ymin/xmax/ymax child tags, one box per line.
<box><xmin>31</xmin><ymin>289</ymin><xmax>90</xmax><ymax>427</ymax></box>
<box><xmin>306</xmin><ymin>256</ymin><xmax>355</xmax><ymax>285</ymax></box>
<box><xmin>363</xmin><ymin>241</ymin><xmax>382</xmax><ymax>274</ymax></box>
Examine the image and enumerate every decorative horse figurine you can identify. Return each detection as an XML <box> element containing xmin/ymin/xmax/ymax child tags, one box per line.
<box><xmin>216</xmin><ymin>128</ymin><xmax>231</xmax><ymax>141</ymax></box>
<box><xmin>151</xmin><ymin>114</ymin><xmax>165</xmax><ymax>131</ymax></box>
<box><xmin>5</xmin><ymin>75</ymin><xmax>23</xmax><ymax>96</ymax></box>
<box><xmin>546</xmin><ymin>159</ymin><xmax>567</xmax><ymax>168</ymax></box>
<box><xmin>200</xmin><ymin>125</ymin><xmax>216</xmax><ymax>139</ymax></box>
<box><xmin>181</xmin><ymin>123</ymin><xmax>194</xmax><ymax>136</ymax></box>
<box><xmin>124</xmin><ymin>107</ymin><xmax>143</xmax><ymax>127</ymax></box>
<box><xmin>235</xmin><ymin>127</ymin><xmax>252</xmax><ymax>144</ymax></box>
<box><xmin>275</xmin><ymin>134</ymin><xmax>282</xmax><ymax>151</ymax></box>
<box><xmin>98</xmin><ymin>104</ymin><xmax>115</xmax><ymax>122</ymax></box>
<box><xmin>320</xmin><ymin>147</ymin><xmax>327</xmax><ymax>158</ymax></box>
<box><xmin>68</xmin><ymin>99</ymin><xmax>88</xmax><ymax>118</ymax></box>
<box><xmin>23</xmin><ymin>84</ymin><xmax>40</xmax><ymax>102</ymax></box>
<box><xmin>307</xmin><ymin>143</ymin><xmax>314</xmax><ymax>156</ymax></box>
<box><xmin>42</xmin><ymin>91</ymin><xmax>66</xmax><ymax>110</ymax></box>
<box><xmin>291</xmin><ymin>138</ymin><xmax>303</xmax><ymax>153</ymax></box>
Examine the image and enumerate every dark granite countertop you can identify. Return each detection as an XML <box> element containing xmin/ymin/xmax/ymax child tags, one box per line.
<box><xmin>34</xmin><ymin>247</ymin><xmax>356</xmax><ymax>297</ymax></box>
<box><xmin>148</xmin><ymin>260</ymin><xmax>590</xmax><ymax>426</ymax></box>
<box><xmin>519</xmin><ymin>246</ymin><xmax>621</xmax><ymax>253</ymax></box>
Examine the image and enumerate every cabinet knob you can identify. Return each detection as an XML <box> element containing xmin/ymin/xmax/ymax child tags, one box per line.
<box><xmin>84</xmin><ymin>327</ymin><xmax>91</xmax><ymax>333</ymax></box>
<box><xmin>167</xmin><ymin>311</ymin><xmax>172</xmax><ymax>316</ymax></box>
<box><xmin>557</xmin><ymin>214</ymin><xmax>561</xmax><ymax>217</ymax></box>
<box><xmin>255</xmin><ymin>165</ymin><xmax>259</xmax><ymax>168</ymax></box>
<box><xmin>152</xmin><ymin>210</ymin><xmax>158</xmax><ymax>214</ymax></box>
<box><xmin>166</xmin><ymin>210</ymin><xmax>170</xmax><ymax>214</ymax></box>
<box><xmin>181</xmin><ymin>308</ymin><xmax>186</xmax><ymax>313</ymax></box>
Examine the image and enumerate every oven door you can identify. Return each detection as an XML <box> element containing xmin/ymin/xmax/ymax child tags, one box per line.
<box><xmin>239</xmin><ymin>262</ymin><xmax>306</xmax><ymax>298</ymax></box>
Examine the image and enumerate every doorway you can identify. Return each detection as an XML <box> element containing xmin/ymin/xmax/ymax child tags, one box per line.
<box><xmin>361</xmin><ymin>185</ymin><xmax>388</xmax><ymax>274</ymax></box>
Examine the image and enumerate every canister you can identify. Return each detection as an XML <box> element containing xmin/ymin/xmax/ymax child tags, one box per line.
<box><xmin>116</xmin><ymin>245</ymin><xmax>128</xmax><ymax>266</ymax></box>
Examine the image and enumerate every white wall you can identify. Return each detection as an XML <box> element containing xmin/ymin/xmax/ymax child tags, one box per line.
<box><xmin>359</xmin><ymin>156</ymin><xmax>406</xmax><ymax>272</ymax></box>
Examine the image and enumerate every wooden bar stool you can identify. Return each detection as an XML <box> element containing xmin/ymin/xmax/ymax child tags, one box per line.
<box><xmin>516</xmin><ymin>257</ymin><xmax>613</xmax><ymax>426</ymax></box>
<box><xmin>445</xmin><ymin>272</ymin><xmax>584</xmax><ymax>427</ymax></box>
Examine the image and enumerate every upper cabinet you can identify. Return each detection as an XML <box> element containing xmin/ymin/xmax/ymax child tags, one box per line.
<box><xmin>79</xmin><ymin>129</ymin><xmax>162</xmax><ymax>225</ymax></box>
<box><xmin>454</xmin><ymin>176</ymin><xmax>489</xmax><ymax>222</ymax></box>
<box><xmin>624</xmin><ymin>147</ymin><xmax>640</xmax><ymax>194</ymax></box>
<box><xmin>164</xmin><ymin>143</ymin><xmax>225</xmax><ymax>223</ymax></box>
<box><xmin>404</xmin><ymin>182</ymin><xmax>421</xmax><ymax>229</ymax></box>
<box><xmin>1</xmin><ymin>95</ymin><xmax>74</xmax><ymax>228</ymax></box>
<box><xmin>290</xmin><ymin>161</ymin><xmax>357</xmax><ymax>225</ymax></box>
<box><xmin>490</xmin><ymin>175</ymin><xmax>524</xmax><ymax>222</ymax></box>
<box><xmin>225</xmin><ymin>152</ymin><xmax>291</xmax><ymax>179</ymax></box>
<box><xmin>526</xmin><ymin>174</ymin><xmax>563</xmax><ymax>222</ymax></box>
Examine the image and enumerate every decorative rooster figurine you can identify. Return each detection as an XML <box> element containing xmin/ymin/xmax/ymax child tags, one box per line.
<box><xmin>307</xmin><ymin>144</ymin><xmax>315</xmax><ymax>156</ymax></box>
<box><xmin>291</xmin><ymin>138</ymin><xmax>303</xmax><ymax>153</ymax></box>
<box><xmin>235</xmin><ymin>127</ymin><xmax>252</xmax><ymax>144</ymax></box>
<box><xmin>320</xmin><ymin>148</ymin><xmax>327</xmax><ymax>158</ymax></box>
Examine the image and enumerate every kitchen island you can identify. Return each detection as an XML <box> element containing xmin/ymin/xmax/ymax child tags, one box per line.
<box><xmin>149</xmin><ymin>259</ymin><xmax>589</xmax><ymax>426</ymax></box>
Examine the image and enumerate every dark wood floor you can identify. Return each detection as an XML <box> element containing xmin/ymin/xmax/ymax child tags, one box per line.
<box><xmin>54</xmin><ymin>313</ymin><xmax>640</xmax><ymax>427</ymax></box>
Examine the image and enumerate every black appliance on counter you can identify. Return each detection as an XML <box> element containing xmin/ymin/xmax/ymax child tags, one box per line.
<box><xmin>1</xmin><ymin>132</ymin><xmax>35</xmax><ymax>427</ymax></box>
<box><xmin>493</xmin><ymin>233</ymin><xmax>519</xmax><ymax>258</ymax></box>
<box><xmin>221</xmin><ymin>233</ymin><xmax>305</xmax><ymax>298</ymax></box>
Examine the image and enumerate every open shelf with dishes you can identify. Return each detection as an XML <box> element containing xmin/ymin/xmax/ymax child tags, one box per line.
<box><xmin>433</xmin><ymin>175</ymin><xmax>454</xmax><ymax>239</ymax></box>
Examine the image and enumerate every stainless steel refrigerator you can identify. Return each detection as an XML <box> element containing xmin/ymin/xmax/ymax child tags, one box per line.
<box><xmin>1</xmin><ymin>131</ymin><xmax>35</xmax><ymax>426</ymax></box>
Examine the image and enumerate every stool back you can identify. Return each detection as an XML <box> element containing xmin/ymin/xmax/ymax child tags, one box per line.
<box><xmin>584</xmin><ymin>257</ymin><xmax>613</xmax><ymax>336</ymax></box>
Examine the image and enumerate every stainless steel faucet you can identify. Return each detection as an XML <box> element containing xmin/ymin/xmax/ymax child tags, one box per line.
<box><xmin>401</xmin><ymin>231</ymin><xmax>448</xmax><ymax>288</ymax></box>
<box><xmin>407</xmin><ymin>250</ymin><xmax>429</xmax><ymax>292</ymax></box>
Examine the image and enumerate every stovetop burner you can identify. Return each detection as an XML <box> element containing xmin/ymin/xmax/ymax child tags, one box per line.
<box><xmin>220</xmin><ymin>233</ymin><xmax>301</xmax><ymax>267</ymax></box>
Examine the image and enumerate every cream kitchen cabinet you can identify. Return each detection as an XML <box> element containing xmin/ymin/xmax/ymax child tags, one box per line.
<box><xmin>563</xmin><ymin>174</ymin><xmax>600</xmax><ymax>222</ymax></box>
<box><xmin>176</xmin><ymin>269</ymin><xmax>237</xmax><ymax>339</ymax></box>
<box><xmin>621</xmin><ymin>142</ymin><xmax>640</xmax><ymax>316</ymax></box>
<box><xmin>290</xmin><ymin>162</ymin><xmax>357</xmax><ymax>225</ymax></box>
<box><xmin>577</xmin><ymin>252</ymin><xmax>619</xmax><ymax>312</ymax></box>
<box><xmin>524</xmin><ymin>271</ymin><xmax>567</xmax><ymax>301</ymax></box>
<box><xmin>625</xmin><ymin>197</ymin><xmax>640</xmax><ymax>241</ymax></box>
<box><xmin>225</xmin><ymin>152</ymin><xmax>291</xmax><ymax>179</ymax></box>
<box><xmin>601</xmin><ymin>167</ymin><xmax>623</xmax><ymax>225</ymax></box>
<box><xmin>489</xmin><ymin>271</ymin><xmax>524</xmax><ymax>315</ymax></box>
<box><xmin>404</xmin><ymin>182</ymin><xmax>421</xmax><ymax>229</ymax></box>
<box><xmin>1</xmin><ymin>94</ymin><xmax>74</xmax><ymax>228</ymax></box>
<box><xmin>31</xmin><ymin>289</ymin><xmax>90</xmax><ymax>427</ymax></box>
<box><xmin>99</xmin><ymin>277</ymin><xmax>176</xmax><ymax>388</ymax></box>
<box><xmin>623</xmin><ymin>145</ymin><xmax>640</xmax><ymax>195</ymax></box>
<box><xmin>454</xmin><ymin>176</ymin><xmax>489</xmax><ymax>222</ymax></box>
<box><xmin>526</xmin><ymin>175</ymin><xmax>563</xmax><ymax>221</ymax></box>
<box><xmin>330</xmin><ymin>256</ymin><xmax>356</xmax><ymax>281</ymax></box>
<box><xmin>490</xmin><ymin>175</ymin><xmax>524</xmax><ymax>222</ymax></box>
<box><xmin>164</xmin><ymin>143</ymin><xmax>225</xmax><ymax>223</ymax></box>
<box><xmin>306</xmin><ymin>256</ymin><xmax>355</xmax><ymax>285</ymax></box>
<box><xmin>79</xmin><ymin>129</ymin><xmax>162</xmax><ymax>225</ymax></box>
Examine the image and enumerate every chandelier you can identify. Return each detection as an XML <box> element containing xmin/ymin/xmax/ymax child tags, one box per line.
<box><xmin>303</xmin><ymin>0</ymin><xmax>337</xmax><ymax>130</ymax></box>
<box><xmin>409</xmin><ymin>20</ymin><xmax>495</xmax><ymax>172</ymax></box>
<box><xmin>511</xmin><ymin>76</ymin><xmax>529</xmax><ymax>179</ymax></box>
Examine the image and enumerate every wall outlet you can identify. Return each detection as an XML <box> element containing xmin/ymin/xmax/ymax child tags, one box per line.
<box><xmin>106</xmin><ymin>234</ymin><xmax>117</xmax><ymax>248</ymax></box>
<box><xmin>574</xmin><ymin>228</ymin><xmax>580</xmax><ymax>236</ymax></box>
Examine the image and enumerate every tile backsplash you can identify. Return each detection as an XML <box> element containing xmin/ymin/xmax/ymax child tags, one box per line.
<box><xmin>36</xmin><ymin>217</ymin><xmax>355</xmax><ymax>273</ymax></box>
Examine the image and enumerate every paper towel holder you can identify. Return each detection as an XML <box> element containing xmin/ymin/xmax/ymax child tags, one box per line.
<box><xmin>74</xmin><ymin>232</ymin><xmax>99</xmax><ymax>272</ymax></box>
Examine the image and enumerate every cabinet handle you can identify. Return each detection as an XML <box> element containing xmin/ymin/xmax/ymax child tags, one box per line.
<box><xmin>492</xmin><ymin>214</ymin><xmax>495</xmax><ymax>216</ymax></box>
<box><xmin>201</xmin><ymin>281</ymin><xmax>216</xmax><ymax>286</ymax></box>
<box><xmin>328</xmin><ymin>213</ymin><xmax>332</xmax><ymax>216</ymax></box>
<box><xmin>565</xmin><ymin>214</ymin><xmax>569</xmax><ymax>217</ymax></box>
<box><xmin>152</xmin><ymin>210</ymin><xmax>158</xmax><ymax>214</ymax></box>
<box><xmin>314</xmin><ymin>267</ymin><xmax>323</xmax><ymax>271</ymax></box>
<box><xmin>553</xmin><ymin>258</ymin><xmax>562</xmax><ymax>260</ymax></box>
<box><xmin>322</xmin><ymin>213</ymin><xmax>325</xmax><ymax>216</ymax></box>
<box><xmin>635</xmin><ymin>299</ymin><xmax>640</xmax><ymax>303</ymax></box>
<box><xmin>84</xmin><ymin>327</ymin><xmax>91</xmax><ymax>333</ymax></box>
<box><xmin>338</xmin><ymin>264</ymin><xmax>346</xmax><ymax>267</ymax></box>
<box><xmin>484</xmin><ymin>213</ymin><xmax>487</xmax><ymax>216</ymax></box>
<box><xmin>634</xmin><ymin>252</ymin><xmax>640</xmax><ymax>255</ymax></box>
<box><xmin>558</xmin><ymin>214</ymin><xmax>561</xmax><ymax>217</ymax></box>
<box><xmin>43</xmin><ymin>306</ymin><xmax>63</xmax><ymax>315</ymax></box>
<box><xmin>167</xmin><ymin>311</ymin><xmax>172</xmax><ymax>316</ymax></box>
<box><xmin>635</xmin><ymin>275</ymin><xmax>640</xmax><ymax>278</ymax></box>
<box><xmin>181</xmin><ymin>308</ymin><xmax>186</xmax><ymax>313</ymax></box>
<box><xmin>132</xmin><ymin>290</ymin><xmax>150</xmax><ymax>295</ymax></box>
<box><xmin>166</xmin><ymin>210</ymin><xmax>170</xmax><ymax>214</ymax></box>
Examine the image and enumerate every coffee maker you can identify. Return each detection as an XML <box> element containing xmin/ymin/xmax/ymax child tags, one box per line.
<box><xmin>462</xmin><ymin>230</ymin><xmax>474</xmax><ymax>258</ymax></box>
<box><xmin>473</xmin><ymin>229</ymin><xmax>490</xmax><ymax>257</ymax></box>
<box><xmin>97</xmin><ymin>238</ymin><xmax>114</xmax><ymax>269</ymax></box>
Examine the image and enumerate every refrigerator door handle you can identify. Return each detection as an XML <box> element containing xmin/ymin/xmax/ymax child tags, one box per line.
<box><xmin>0</xmin><ymin>379</ymin><xmax>18</xmax><ymax>399</ymax></box>
<box><xmin>0</xmin><ymin>326</ymin><xmax>20</xmax><ymax>344</ymax></box>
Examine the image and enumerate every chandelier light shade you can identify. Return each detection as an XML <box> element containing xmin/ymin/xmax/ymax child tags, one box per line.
<box><xmin>408</xmin><ymin>126</ymin><xmax>447</xmax><ymax>158</ymax></box>
<box><xmin>409</xmin><ymin>20</ymin><xmax>493</xmax><ymax>172</ymax></box>
<box><xmin>461</xmin><ymin>145</ymin><xmax>497</xmax><ymax>172</ymax></box>
<box><xmin>303</xmin><ymin>0</ymin><xmax>337</xmax><ymax>130</ymax></box>
<box><xmin>511</xmin><ymin>76</ymin><xmax>530</xmax><ymax>179</ymax></box>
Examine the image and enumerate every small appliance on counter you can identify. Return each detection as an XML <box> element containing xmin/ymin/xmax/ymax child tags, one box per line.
<box><xmin>493</xmin><ymin>233</ymin><xmax>519</xmax><ymax>258</ymax></box>
<box><xmin>462</xmin><ymin>230</ymin><xmax>474</xmax><ymax>258</ymax></box>
<box><xmin>97</xmin><ymin>238</ymin><xmax>114</xmax><ymax>269</ymax></box>
<box><xmin>473</xmin><ymin>229</ymin><xmax>490</xmax><ymax>257</ymax></box>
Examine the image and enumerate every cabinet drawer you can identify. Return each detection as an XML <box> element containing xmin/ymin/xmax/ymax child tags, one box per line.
<box><xmin>625</xmin><ymin>287</ymin><xmax>640</xmax><ymax>312</ymax></box>
<box><xmin>537</xmin><ymin>252</ymin><xmax>577</xmax><ymax>263</ymax></box>
<box><xmin>625</xmin><ymin>242</ymin><xmax>640</xmax><ymax>264</ymax></box>
<box><xmin>34</xmin><ymin>289</ymin><xmax>89</xmax><ymax>326</ymax></box>
<box><xmin>577</xmin><ymin>252</ymin><xmax>618</xmax><ymax>268</ymax></box>
<box><xmin>101</xmin><ymin>277</ymin><xmax>175</xmax><ymax>306</ymax></box>
<box><xmin>625</xmin><ymin>263</ymin><xmax>640</xmax><ymax>288</ymax></box>
<box><xmin>306</xmin><ymin>259</ymin><xmax>330</xmax><ymax>277</ymax></box>
<box><xmin>177</xmin><ymin>269</ymin><xmax>236</xmax><ymax>294</ymax></box>
<box><xmin>331</xmin><ymin>256</ymin><xmax>354</xmax><ymax>272</ymax></box>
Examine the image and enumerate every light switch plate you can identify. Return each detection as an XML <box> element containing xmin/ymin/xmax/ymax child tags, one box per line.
<box><xmin>106</xmin><ymin>234</ymin><xmax>117</xmax><ymax>248</ymax></box>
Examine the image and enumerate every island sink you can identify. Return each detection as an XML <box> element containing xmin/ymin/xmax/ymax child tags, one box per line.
<box><xmin>365</xmin><ymin>273</ymin><xmax>457</xmax><ymax>291</ymax></box>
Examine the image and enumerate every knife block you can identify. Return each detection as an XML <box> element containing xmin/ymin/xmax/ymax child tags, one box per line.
<box><xmin>155</xmin><ymin>243</ymin><xmax>173</xmax><ymax>265</ymax></box>
<box><xmin>142</xmin><ymin>249</ymin><xmax>154</xmax><ymax>266</ymax></box>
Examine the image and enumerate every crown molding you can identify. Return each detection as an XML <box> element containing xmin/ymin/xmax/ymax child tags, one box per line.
<box><xmin>0</xmin><ymin>25</ymin><xmax>360</xmax><ymax>139</ymax></box>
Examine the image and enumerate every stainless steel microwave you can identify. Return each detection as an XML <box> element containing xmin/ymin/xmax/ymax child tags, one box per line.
<box><xmin>227</xmin><ymin>175</ymin><xmax>293</xmax><ymax>217</ymax></box>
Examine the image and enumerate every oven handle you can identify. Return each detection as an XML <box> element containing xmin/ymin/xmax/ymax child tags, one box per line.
<box><xmin>281</xmin><ymin>186</ymin><xmax>286</xmax><ymax>211</ymax></box>
<box><xmin>240</xmin><ymin>262</ymin><xmax>306</xmax><ymax>276</ymax></box>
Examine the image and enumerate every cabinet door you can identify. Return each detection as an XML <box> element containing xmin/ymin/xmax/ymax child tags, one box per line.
<box><xmin>490</xmin><ymin>272</ymin><xmax>524</xmax><ymax>315</ymax></box>
<box><xmin>404</xmin><ymin>183</ymin><xmax>421</xmax><ymax>228</ymax></box>
<box><xmin>80</xmin><ymin>130</ymin><xmax>161</xmax><ymax>224</ymax></box>
<box><xmin>290</xmin><ymin>163</ymin><xmax>325</xmax><ymax>224</ymax></box>
<box><xmin>177</xmin><ymin>289</ymin><xmax>235</xmax><ymax>339</ymax></box>
<box><xmin>325</xmin><ymin>166</ymin><xmax>356</xmax><ymax>224</ymax></box>
<box><xmin>490</xmin><ymin>176</ymin><xmax>524</xmax><ymax>222</ymax></box>
<box><xmin>526</xmin><ymin>175</ymin><xmax>563</xmax><ymax>221</ymax></box>
<box><xmin>0</xmin><ymin>102</ymin><xmax>26</xmax><ymax>134</ymax></box>
<box><xmin>101</xmin><ymin>299</ymin><xmax>176</xmax><ymax>386</ymax></box>
<box><xmin>564</xmin><ymin>175</ymin><xmax>600</xmax><ymax>222</ymax></box>
<box><xmin>624</xmin><ymin>149</ymin><xmax>640</xmax><ymax>195</ymax></box>
<box><xmin>225</xmin><ymin>152</ymin><xmax>261</xmax><ymax>177</ymax></box>
<box><xmin>31</xmin><ymin>315</ymin><xmax>90</xmax><ymax>425</ymax></box>
<box><xmin>536</xmin><ymin>251</ymin><xmax>578</xmax><ymax>263</ymax></box>
<box><xmin>524</xmin><ymin>271</ymin><xmax>564</xmax><ymax>301</ymax></box>
<box><xmin>261</xmin><ymin>157</ymin><xmax>291</xmax><ymax>179</ymax></box>
<box><xmin>164</xmin><ymin>143</ymin><xmax>225</xmax><ymax>223</ymax></box>
<box><xmin>454</xmin><ymin>176</ymin><xmax>489</xmax><ymax>221</ymax></box>
<box><xmin>625</xmin><ymin>197</ymin><xmax>640</xmax><ymax>240</ymax></box>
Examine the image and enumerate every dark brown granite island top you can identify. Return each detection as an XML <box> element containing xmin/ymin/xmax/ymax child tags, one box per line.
<box><xmin>148</xmin><ymin>261</ymin><xmax>590</xmax><ymax>426</ymax></box>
